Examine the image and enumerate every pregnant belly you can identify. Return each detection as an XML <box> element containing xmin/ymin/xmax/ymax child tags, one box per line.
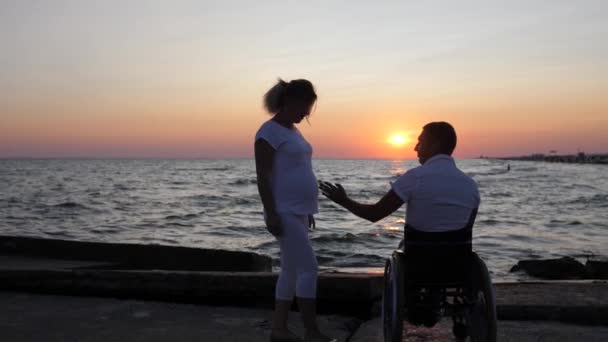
<box><xmin>273</xmin><ymin>172</ymin><xmax>318</xmax><ymax>202</ymax></box>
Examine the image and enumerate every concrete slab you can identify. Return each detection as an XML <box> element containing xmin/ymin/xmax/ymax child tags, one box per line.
<box><xmin>1</xmin><ymin>254</ymin><xmax>606</xmax><ymax>324</ymax></box>
<box><xmin>495</xmin><ymin>281</ymin><xmax>608</xmax><ymax>307</ymax></box>
<box><xmin>350</xmin><ymin>318</ymin><xmax>608</xmax><ymax>342</ymax></box>
<box><xmin>0</xmin><ymin>235</ymin><xmax>272</xmax><ymax>272</ymax></box>
<box><xmin>0</xmin><ymin>291</ymin><xmax>358</xmax><ymax>342</ymax></box>
<box><xmin>0</xmin><ymin>255</ymin><xmax>115</xmax><ymax>270</ymax></box>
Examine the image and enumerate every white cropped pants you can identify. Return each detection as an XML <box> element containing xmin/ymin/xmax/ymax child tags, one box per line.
<box><xmin>274</xmin><ymin>213</ymin><xmax>319</xmax><ymax>300</ymax></box>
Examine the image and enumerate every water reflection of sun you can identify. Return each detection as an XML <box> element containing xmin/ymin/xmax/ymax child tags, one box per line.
<box><xmin>383</xmin><ymin>224</ymin><xmax>402</xmax><ymax>231</ymax></box>
<box><xmin>382</xmin><ymin>218</ymin><xmax>405</xmax><ymax>232</ymax></box>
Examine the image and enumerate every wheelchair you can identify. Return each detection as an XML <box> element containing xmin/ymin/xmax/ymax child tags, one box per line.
<box><xmin>382</xmin><ymin>210</ymin><xmax>497</xmax><ymax>342</ymax></box>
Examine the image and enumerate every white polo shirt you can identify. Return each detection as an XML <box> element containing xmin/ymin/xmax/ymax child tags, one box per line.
<box><xmin>390</xmin><ymin>154</ymin><xmax>480</xmax><ymax>232</ymax></box>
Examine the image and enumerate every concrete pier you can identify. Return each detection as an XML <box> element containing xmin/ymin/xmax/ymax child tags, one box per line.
<box><xmin>1</xmin><ymin>236</ymin><xmax>607</xmax><ymax>340</ymax></box>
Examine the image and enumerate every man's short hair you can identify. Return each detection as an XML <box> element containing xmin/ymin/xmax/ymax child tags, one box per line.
<box><xmin>423</xmin><ymin>122</ymin><xmax>457</xmax><ymax>155</ymax></box>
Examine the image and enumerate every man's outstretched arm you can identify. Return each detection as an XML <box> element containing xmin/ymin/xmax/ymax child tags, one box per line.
<box><xmin>319</xmin><ymin>181</ymin><xmax>404</xmax><ymax>223</ymax></box>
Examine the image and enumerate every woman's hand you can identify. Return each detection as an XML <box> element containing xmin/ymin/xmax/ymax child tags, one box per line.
<box><xmin>319</xmin><ymin>181</ymin><xmax>348</xmax><ymax>206</ymax></box>
<box><xmin>264</xmin><ymin>211</ymin><xmax>283</xmax><ymax>237</ymax></box>
<box><xmin>308</xmin><ymin>214</ymin><xmax>316</xmax><ymax>230</ymax></box>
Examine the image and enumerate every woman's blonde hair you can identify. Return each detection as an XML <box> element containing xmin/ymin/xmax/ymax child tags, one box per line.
<box><xmin>263</xmin><ymin>78</ymin><xmax>317</xmax><ymax>114</ymax></box>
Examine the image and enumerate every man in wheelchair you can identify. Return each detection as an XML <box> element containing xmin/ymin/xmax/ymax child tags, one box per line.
<box><xmin>320</xmin><ymin>122</ymin><xmax>494</xmax><ymax>340</ymax></box>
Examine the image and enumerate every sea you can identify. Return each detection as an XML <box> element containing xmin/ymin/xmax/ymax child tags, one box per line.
<box><xmin>1</xmin><ymin>158</ymin><xmax>607</xmax><ymax>281</ymax></box>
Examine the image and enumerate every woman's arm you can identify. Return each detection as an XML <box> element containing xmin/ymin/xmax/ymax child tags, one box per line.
<box><xmin>319</xmin><ymin>181</ymin><xmax>403</xmax><ymax>223</ymax></box>
<box><xmin>255</xmin><ymin>139</ymin><xmax>282</xmax><ymax>236</ymax></box>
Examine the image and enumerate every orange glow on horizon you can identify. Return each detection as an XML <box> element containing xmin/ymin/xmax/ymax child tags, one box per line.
<box><xmin>1</xmin><ymin>2</ymin><xmax>607</xmax><ymax>159</ymax></box>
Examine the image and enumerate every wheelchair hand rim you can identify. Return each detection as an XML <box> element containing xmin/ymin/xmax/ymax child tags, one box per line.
<box><xmin>467</xmin><ymin>289</ymin><xmax>491</xmax><ymax>342</ymax></box>
<box><xmin>382</xmin><ymin>258</ymin><xmax>404</xmax><ymax>342</ymax></box>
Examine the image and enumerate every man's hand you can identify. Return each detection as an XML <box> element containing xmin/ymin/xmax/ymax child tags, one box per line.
<box><xmin>319</xmin><ymin>182</ymin><xmax>404</xmax><ymax>223</ymax></box>
<box><xmin>264</xmin><ymin>211</ymin><xmax>282</xmax><ymax>237</ymax></box>
<box><xmin>319</xmin><ymin>181</ymin><xmax>348</xmax><ymax>206</ymax></box>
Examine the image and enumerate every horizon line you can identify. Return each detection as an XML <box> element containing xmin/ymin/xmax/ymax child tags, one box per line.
<box><xmin>0</xmin><ymin>155</ymin><xmax>587</xmax><ymax>161</ymax></box>
<box><xmin>2</xmin><ymin>152</ymin><xmax>608</xmax><ymax>160</ymax></box>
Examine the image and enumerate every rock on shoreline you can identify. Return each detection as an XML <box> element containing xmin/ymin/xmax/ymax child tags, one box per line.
<box><xmin>510</xmin><ymin>257</ymin><xmax>608</xmax><ymax>280</ymax></box>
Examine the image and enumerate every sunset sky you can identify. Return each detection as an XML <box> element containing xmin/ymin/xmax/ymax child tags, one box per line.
<box><xmin>1</xmin><ymin>1</ymin><xmax>606</xmax><ymax>159</ymax></box>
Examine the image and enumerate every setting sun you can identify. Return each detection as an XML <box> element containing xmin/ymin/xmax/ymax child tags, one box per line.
<box><xmin>387</xmin><ymin>133</ymin><xmax>409</xmax><ymax>148</ymax></box>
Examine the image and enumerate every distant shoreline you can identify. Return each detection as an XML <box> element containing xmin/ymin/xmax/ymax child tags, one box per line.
<box><xmin>487</xmin><ymin>152</ymin><xmax>608</xmax><ymax>165</ymax></box>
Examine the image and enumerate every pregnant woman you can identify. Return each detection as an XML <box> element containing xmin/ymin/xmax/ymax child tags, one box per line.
<box><xmin>255</xmin><ymin>79</ymin><xmax>335</xmax><ymax>342</ymax></box>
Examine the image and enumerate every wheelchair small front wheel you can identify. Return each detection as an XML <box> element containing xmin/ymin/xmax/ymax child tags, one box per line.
<box><xmin>382</xmin><ymin>253</ymin><xmax>404</xmax><ymax>342</ymax></box>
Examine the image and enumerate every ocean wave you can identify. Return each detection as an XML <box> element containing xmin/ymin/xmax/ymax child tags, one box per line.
<box><xmin>517</xmin><ymin>167</ymin><xmax>539</xmax><ymax>172</ymax></box>
<box><xmin>233</xmin><ymin>197</ymin><xmax>256</xmax><ymax>205</ymax></box>
<box><xmin>365</xmin><ymin>175</ymin><xmax>397</xmax><ymax>181</ymax></box>
<box><xmin>316</xmin><ymin>256</ymin><xmax>336</xmax><ymax>264</ymax></box>
<box><xmin>173</xmin><ymin>168</ymin><xmax>204</xmax><ymax>172</ymax></box>
<box><xmin>467</xmin><ymin>169</ymin><xmax>510</xmax><ymax>177</ymax></box>
<box><xmin>170</xmin><ymin>181</ymin><xmax>190</xmax><ymax>185</ymax></box>
<box><xmin>563</xmin><ymin>183</ymin><xmax>599</xmax><ymax>191</ymax></box>
<box><xmin>202</xmin><ymin>166</ymin><xmax>233</xmax><ymax>171</ymax></box>
<box><xmin>478</xmin><ymin>219</ymin><xmax>501</xmax><ymax>226</ymax></box>
<box><xmin>42</xmin><ymin>230</ymin><xmax>73</xmax><ymax>238</ymax></box>
<box><xmin>165</xmin><ymin>213</ymin><xmax>199</xmax><ymax>220</ymax></box>
<box><xmin>165</xmin><ymin>222</ymin><xmax>195</xmax><ymax>228</ymax></box>
<box><xmin>2</xmin><ymin>197</ymin><xmax>20</xmax><ymax>204</ymax></box>
<box><xmin>139</xmin><ymin>236</ymin><xmax>180</xmax><ymax>245</ymax></box>
<box><xmin>186</xmin><ymin>194</ymin><xmax>224</xmax><ymax>200</ymax></box>
<box><xmin>91</xmin><ymin>227</ymin><xmax>122</xmax><ymax>234</ymax></box>
<box><xmin>311</xmin><ymin>231</ymin><xmax>400</xmax><ymax>244</ymax></box>
<box><xmin>51</xmin><ymin>202</ymin><xmax>90</xmax><ymax>210</ymax></box>
<box><xmin>502</xmin><ymin>233</ymin><xmax>539</xmax><ymax>243</ymax></box>
<box><xmin>312</xmin><ymin>233</ymin><xmax>358</xmax><ymax>243</ymax></box>
<box><xmin>547</xmin><ymin>219</ymin><xmax>584</xmax><ymax>226</ymax></box>
<box><xmin>254</xmin><ymin>240</ymin><xmax>277</xmax><ymax>249</ymax></box>
<box><xmin>476</xmin><ymin>218</ymin><xmax>526</xmax><ymax>226</ymax></box>
<box><xmin>488</xmin><ymin>192</ymin><xmax>512</xmax><ymax>198</ymax></box>
<box><xmin>113</xmin><ymin>184</ymin><xmax>132</xmax><ymax>191</ymax></box>
<box><xmin>572</xmin><ymin>194</ymin><xmax>608</xmax><ymax>205</ymax></box>
<box><xmin>229</xmin><ymin>178</ymin><xmax>257</xmax><ymax>186</ymax></box>
<box><xmin>322</xmin><ymin>252</ymin><xmax>386</xmax><ymax>267</ymax></box>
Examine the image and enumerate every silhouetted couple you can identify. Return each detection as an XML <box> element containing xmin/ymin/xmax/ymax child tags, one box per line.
<box><xmin>255</xmin><ymin>79</ymin><xmax>479</xmax><ymax>342</ymax></box>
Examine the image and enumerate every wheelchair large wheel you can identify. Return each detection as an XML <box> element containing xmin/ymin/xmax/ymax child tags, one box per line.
<box><xmin>466</xmin><ymin>253</ymin><xmax>497</xmax><ymax>342</ymax></box>
<box><xmin>382</xmin><ymin>253</ymin><xmax>404</xmax><ymax>342</ymax></box>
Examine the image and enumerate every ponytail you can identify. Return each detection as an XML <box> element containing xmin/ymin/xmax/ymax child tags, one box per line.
<box><xmin>263</xmin><ymin>78</ymin><xmax>317</xmax><ymax>115</ymax></box>
<box><xmin>263</xmin><ymin>79</ymin><xmax>288</xmax><ymax>114</ymax></box>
